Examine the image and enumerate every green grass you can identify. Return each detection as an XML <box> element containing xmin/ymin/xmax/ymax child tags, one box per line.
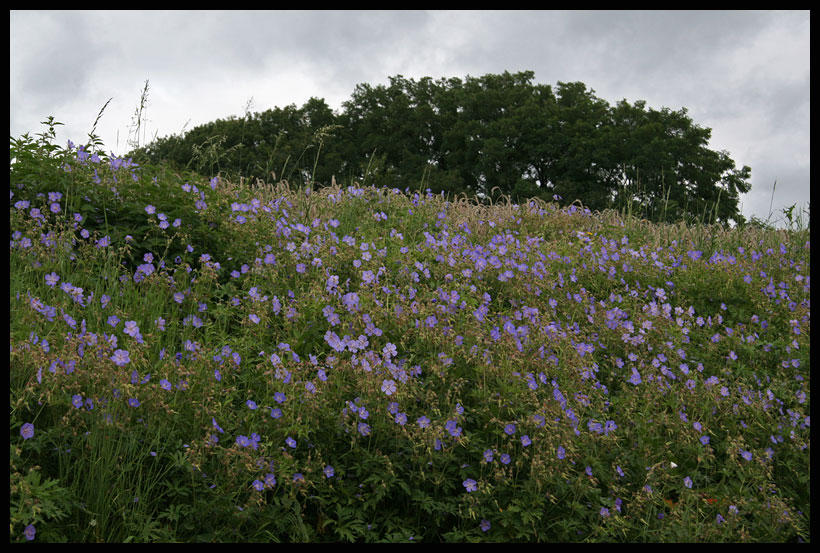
<box><xmin>9</xmin><ymin>120</ymin><xmax>810</xmax><ymax>542</ymax></box>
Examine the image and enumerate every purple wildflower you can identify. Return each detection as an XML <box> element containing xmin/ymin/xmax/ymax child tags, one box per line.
<box><xmin>381</xmin><ymin>379</ymin><xmax>397</xmax><ymax>396</ymax></box>
<box><xmin>111</xmin><ymin>349</ymin><xmax>130</xmax><ymax>366</ymax></box>
<box><xmin>20</xmin><ymin>423</ymin><xmax>34</xmax><ymax>440</ymax></box>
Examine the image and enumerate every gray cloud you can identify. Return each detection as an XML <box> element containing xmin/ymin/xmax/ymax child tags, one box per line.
<box><xmin>10</xmin><ymin>10</ymin><xmax>809</xmax><ymax>227</ymax></box>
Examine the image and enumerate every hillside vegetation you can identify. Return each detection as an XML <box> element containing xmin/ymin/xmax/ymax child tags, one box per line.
<box><xmin>9</xmin><ymin>118</ymin><xmax>810</xmax><ymax>542</ymax></box>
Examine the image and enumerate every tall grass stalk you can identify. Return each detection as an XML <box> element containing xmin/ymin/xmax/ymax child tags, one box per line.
<box><xmin>128</xmin><ymin>80</ymin><xmax>151</xmax><ymax>151</ymax></box>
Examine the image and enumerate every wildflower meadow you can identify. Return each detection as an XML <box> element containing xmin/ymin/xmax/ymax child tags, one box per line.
<box><xmin>9</xmin><ymin>118</ymin><xmax>810</xmax><ymax>542</ymax></box>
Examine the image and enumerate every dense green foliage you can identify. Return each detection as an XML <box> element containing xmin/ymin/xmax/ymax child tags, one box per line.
<box><xmin>133</xmin><ymin>71</ymin><xmax>752</xmax><ymax>226</ymax></box>
<box><xmin>9</xmin><ymin>119</ymin><xmax>808</xmax><ymax>543</ymax></box>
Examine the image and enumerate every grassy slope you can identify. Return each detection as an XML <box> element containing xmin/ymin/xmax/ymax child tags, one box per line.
<box><xmin>9</xmin><ymin>132</ymin><xmax>810</xmax><ymax>543</ymax></box>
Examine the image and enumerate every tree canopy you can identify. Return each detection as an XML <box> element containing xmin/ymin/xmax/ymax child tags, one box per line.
<box><xmin>133</xmin><ymin>71</ymin><xmax>751</xmax><ymax>226</ymax></box>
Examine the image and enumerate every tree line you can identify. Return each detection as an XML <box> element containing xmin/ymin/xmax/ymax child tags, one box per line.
<box><xmin>133</xmin><ymin>71</ymin><xmax>752</xmax><ymax>226</ymax></box>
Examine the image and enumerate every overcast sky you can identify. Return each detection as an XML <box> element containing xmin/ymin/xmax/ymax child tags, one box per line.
<box><xmin>10</xmin><ymin>10</ymin><xmax>810</xmax><ymax>227</ymax></box>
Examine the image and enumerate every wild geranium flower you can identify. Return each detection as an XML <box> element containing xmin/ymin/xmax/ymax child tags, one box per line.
<box><xmin>483</xmin><ymin>449</ymin><xmax>494</xmax><ymax>463</ymax></box>
<box><xmin>285</xmin><ymin>437</ymin><xmax>297</xmax><ymax>448</ymax></box>
<box><xmin>44</xmin><ymin>272</ymin><xmax>59</xmax><ymax>287</ymax></box>
<box><xmin>357</xmin><ymin>422</ymin><xmax>371</xmax><ymax>436</ymax></box>
<box><xmin>521</xmin><ymin>435</ymin><xmax>532</xmax><ymax>447</ymax></box>
<box><xmin>684</xmin><ymin>476</ymin><xmax>693</xmax><ymax>488</ymax></box>
<box><xmin>128</xmin><ymin>398</ymin><xmax>140</xmax><ymax>408</ymax></box>
<box><xmin>500</xmin><ymin>454</ymin><xmax>511</xmax><ymax>465</ymax></box>
<box><xmin>480</xmin><ymin>519</ymin><xmax>491</xmax><ymax>532</ymax></box>
<box><xmin>323</xmin><ymin>465</ymin><xmax>335</xmax><ymax>478</ymax></box>
<box><xmin>557</xmin><ymin>446</ymin><xmax>566</xmax><ymax>460</ymax></box>
<box><xmin>504</xmin><ymin>423</ymin><xmax>516</xmax><ymax>436</ymax></box>
<box><xmin>212</xmin><ymin>417</ymin><xmax>224</xmax><ymax>434</ymax></box>
<box><xmin>575</xmin><ymin>342</ymin><xmax>594</xmax><ymax>357</ymax></box>
<box><xmin>246</xmin><ymin>400</ymin><xmax>258</xmax><ymax>410</ymax></box>
<box><xmin>417</xmin><ymin>416</ymin><xmax>431</xmax><ymax>429</ymax></box>
<box><xmin>463</xmin><ymin>479</ymin><xmax>478</xmax><ymax>492</ymax></box>
<box><xmin>383</xmin><ymin>342</ymin><xmax>397</xmax><ymax>358</ymax></box>
<box><xmin>111</xmin><ymin>349</ymin><xmax>130</xmax><ymax>366</ymax></box>
<box><xmin>381</xmin><ymin>379</ymin><xmax>397</xmax><ymax>396</ymax></box>
<box><xmin>20</xmin><ymin>423</ymin><xmax>34</xmax><ymax>440</ymax></box>
<box><xmin>740</xmin><ymin>450</ymin><xmax>753</xmax><ymax>461</ymax></box>
<box><xmin>341</xmin><ymin>292</ymin><xmax>359</xmax><ymax>312</ymax></box>
<box><xmin>24</xmin><ymin>524</ymin><xmax>36</xmax><ymax>541</ymax></box>
<box><xmin>445</xmin><ymin>419</ymin><xmax>462</xmax><ymax>437</ymax></box>
<box><xmin>123</xmin><ymin>320</ymin><xmax>140</xmax><ymax>337</ymax></box>
<box><xmin>324</xmin><ymin>330</ymin><xmax>345</xmax><ymax>352</ymax></box>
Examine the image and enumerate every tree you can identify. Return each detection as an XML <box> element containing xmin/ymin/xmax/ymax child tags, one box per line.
<box><xmin>606</xmin><ymin>99</ymin><xmax>751</xmax><ymax>225</ymax></box>
<box><xmin>133</xmin><ymin>71</ymin><xmax>752</xmax><ymax>226</ymax></box>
